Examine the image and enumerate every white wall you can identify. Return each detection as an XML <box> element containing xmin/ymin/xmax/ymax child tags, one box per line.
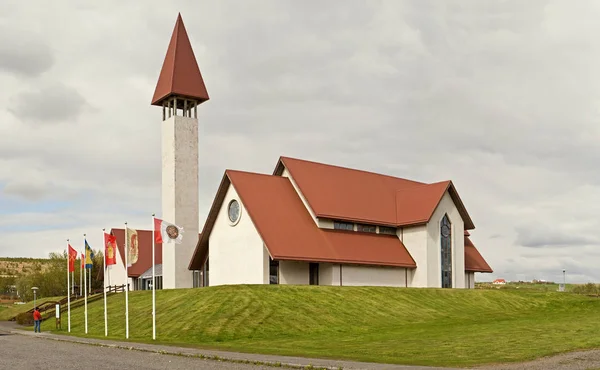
<box><xmin>401</xmin><ymin>225</ymin><xmax>428</xmax><ymax>287</ymax></box>
<box><xmin>279</xmin><ymin>262</ymin><xmax>406</xmax><ymax>287</ymax></box>
<box><xmin>208</xmin><ymin>182</ymin><xmax>268</xmax><ymax>286</ymax></box>
<box><xmin>339</xmin><ymin>265</ymin><xmax>407</xmax><ymax>287</ymax></box>
<box><xmin>162</xmin><ymin>115</ymin><xmax>199</xmax><ymax>289</ymax></box>
<box><xmin>317</xmin><ymin>218</ymin><xmax>334</xmax><ymax>229</ymax></box>
<box><xmin>318</xmin><ymin>263</ymin><xmax>341</xmax><ymax>285</ymax></box>
<box><xmin>279</xmin><ymin>261</ymin><xmax>309</xmax><ymax>284</ymax></box>
<box><xmin>427</xmin><ymin>191</ymin><xmax>465</xmax><ymax>288</ymax></box>
<box><xmin>465</xmin><ymin>272</ymin><xmax>475</xmax><ymax>289</ymax></box>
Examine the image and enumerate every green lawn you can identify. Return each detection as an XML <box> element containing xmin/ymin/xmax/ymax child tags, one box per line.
<box><xmin>39</xmin><ymin>285</ymin><xmax>600</xmax><ymax>367</ymax></box>
<box><xmin>0</xmin><ymin>296</ymin><xmax>63</xmax><ymax>321</ymax></box>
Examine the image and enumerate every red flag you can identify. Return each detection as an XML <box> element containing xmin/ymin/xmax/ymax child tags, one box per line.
<box><xmin>104</xmin><ymin>233</ymin><xmax>117</xmax><ymax>266</ymax></box>
<box><xmin>68</xmin><ymin>245</ymin><xmax>77</xmax><ymax>272</ymax></box>
<box><xmin>81</xmin><ymin>253</ymin><xmax>84</xmax><ymax>269</ymax></box>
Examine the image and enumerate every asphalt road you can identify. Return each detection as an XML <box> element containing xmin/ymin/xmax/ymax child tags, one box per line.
<box><xmin>0</xmin><ymin>332</ymin><xmax>274</xmax><ymax>370</ymax></box>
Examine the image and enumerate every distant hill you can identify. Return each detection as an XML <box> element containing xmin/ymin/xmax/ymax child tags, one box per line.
<box><xmin>0</xmin><ymin>257</ymin><xmax>52</xmax><ymax>277</ymax></box>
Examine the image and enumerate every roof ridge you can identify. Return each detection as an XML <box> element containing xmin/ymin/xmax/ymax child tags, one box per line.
<box><xmin>168</xmin><ymin>13</ymin><xmax>181</xmax><ymax>93</ymax></box>
<box><xmin>226</xmin><ymin>169</ymin><xmax>285</xmax><ymax>179</ymax></box>
<box><xmin>394</xmin><ymin>180</ymin><xmax>451</xmax><ymax>192</ymax></box>
<box><xmin>280</xmin><ymin>156</ymin><xmax>425</xmax><ymax>184</ymax></box>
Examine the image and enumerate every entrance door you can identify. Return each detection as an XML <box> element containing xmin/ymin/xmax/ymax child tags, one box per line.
<box><xmin>309</xmin><ymin>263</ymin><xmax>319</xmax><ymax>285</ymax></box>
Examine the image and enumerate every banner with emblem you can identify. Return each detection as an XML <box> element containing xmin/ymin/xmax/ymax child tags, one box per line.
<box><xmin>126</xmin><ymin>227</ymin><xmax>139</xmax><ymax>267</ymax></box>
<box><xmin>154</xmin><ymin>217</ymin><xmax>184</xmax><ymax>244</ymax></box>
<box><xmin>103</xmin><ymin>233</ymin><xmax>117</xmax><ymax>266</ymax></box>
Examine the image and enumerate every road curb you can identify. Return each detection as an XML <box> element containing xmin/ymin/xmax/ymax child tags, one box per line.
<box><xmin>8</xmin><ymin>329</ymin><xmax>343</xmax><ymax>370</ymax></box>
<box><xmin>6</xmin><ymin>328</ymin><xmax>449</xmax><ymax>370</ymax></box>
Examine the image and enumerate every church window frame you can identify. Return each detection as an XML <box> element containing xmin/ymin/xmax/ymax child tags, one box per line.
<box><xmin>440</xmin><ymin>214</ymin><xmax>453</xmax><ymax>288</ymax></box>
<box><xmin>333</xmin><ymin>220</ymin><xmax>354</xmax><ymax>231</ymax></box>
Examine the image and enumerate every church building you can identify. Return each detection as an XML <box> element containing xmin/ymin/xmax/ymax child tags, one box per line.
<box><xmin>108</xmin><ymin>13</ymin><xmax>492</xmax><ymax>291</ymax></box>
<box><xmin>188</xmin><ymin>156</ymin><xmax>492</xmax><ymax>288</ymax></box>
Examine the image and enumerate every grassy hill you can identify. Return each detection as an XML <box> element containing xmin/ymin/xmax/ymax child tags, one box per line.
<box><xmin>40</xmin><ymin>285</ymin><xmax>600</xmax><ymax>367</ymax></box>
<box><xmin>0</xmin><ymin>296</ymin><xmax>64</xmax><ymax>321</ymax></box>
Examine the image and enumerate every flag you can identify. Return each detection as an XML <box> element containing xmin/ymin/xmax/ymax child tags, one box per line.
<box><xmin>81</xmin><ymin>253</ymin><xmax>84</xmax><ymax>269</ymax></box>
<box><xmin>85</xmin><ymin>240</ymin><xmax>94</xmax><ymax>268</ymax></box>
<box><xmin>154</xmin><ymin>217</ymin><xmax>184</xmax><ymax>244</ymax></box>
<box><xmin>126</xmin><ymin>228</ymin><xmax>139</xmax><ymax>267</ymax></box>
<box><xmin>68</xmin><ymin>245</ymin><xmax>77</xmax><ymax>272</ymax></box>
<box><xmin>104</xmin><ymin>233</ymin><xmax>117</xmax><ymax>266</ymax></box>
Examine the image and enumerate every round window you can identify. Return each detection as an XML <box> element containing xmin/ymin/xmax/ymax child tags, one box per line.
<box><xmin>228</xmin><ymin>199</ymin><xmax>240</xmax><ymax>224</ymax></box>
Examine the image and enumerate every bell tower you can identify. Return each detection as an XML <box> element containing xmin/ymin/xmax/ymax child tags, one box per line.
<box><xmin>152</xmin><ymin>13</ymin><xmax>209</xmax><ymax>289</ymax></box>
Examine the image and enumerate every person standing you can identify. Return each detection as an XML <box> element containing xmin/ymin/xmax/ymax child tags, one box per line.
<box><xmin>32</xmin><ymin>307</ymin><xmax>41</xmax><ymax>333</ymax></box>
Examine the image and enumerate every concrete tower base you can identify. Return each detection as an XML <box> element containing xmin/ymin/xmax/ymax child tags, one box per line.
<box><xmin>161</xmin><ymin>114</ymin><xmax>199</xmax><ymax>289</ymax></box>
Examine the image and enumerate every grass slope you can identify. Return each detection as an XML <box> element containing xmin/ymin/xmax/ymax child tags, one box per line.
<box><xmin>0</xmin><ymin>296</ymin><xmax>63</xmax><ymax>321</ymax></box>
<box><xmin>41</xmin><ymin>285</ymin><xmax>600</xmax><ymax>367</ymax></box>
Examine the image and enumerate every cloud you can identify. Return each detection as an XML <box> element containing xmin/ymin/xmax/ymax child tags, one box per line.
<box><xmin>2</xmin><ymin>181</ymin><xmax>54</xmax><ymax>202</ymax></box>
<box><xmin>8</xmin><ymin>82</ymin><xmax>88</xmax><ymax>123</ymax></box>
<box><xmin>1</xmin><ymin>0</ymin><xmax>600</xmax><ymax>284</ymax></box>
<box><xmin>515</xmin><ymin>225</ymin><xmax>599</xmax><ymax>248</ymax></box>
<box><xmin>0</xmin><ymin>31</ymin><xmax>55</xmax><ymax>78</ymax></box>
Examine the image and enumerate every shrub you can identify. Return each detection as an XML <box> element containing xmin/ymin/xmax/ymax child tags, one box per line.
<box><xmin>15</xmin><ymin>312</ymin><xmax>34</xmax><ymax>325</ymax></box>
<box><xmin>572</xmin><ymin>283</ymin><xmax>600</xmax><ymax>296</ymax></box>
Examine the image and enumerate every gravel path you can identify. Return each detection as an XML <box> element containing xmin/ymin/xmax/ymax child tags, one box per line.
<box><xmin>0</xmin><ymin>323</ymin><xmax>447</xmax><ymax>370</ymax></box>
<box><xmin>0</xmin><ymin>331</ymin><xmax>276</xmax><ymax>370</ymax></box>
<box><xmin>473</xmin><ymin>349</ymin><xmax>600</xmax><ymax>370</ymax></box>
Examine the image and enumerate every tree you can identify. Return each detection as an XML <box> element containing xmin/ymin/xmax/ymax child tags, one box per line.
<box><xmin>14</xmin><ymin>248</ymin><xmax>105</xmax><ymax>301</ymax></box>
<box><xmin>0</xmin><ymin>275</ymin><xmax>16</xmax><ymax>297</ymax></box>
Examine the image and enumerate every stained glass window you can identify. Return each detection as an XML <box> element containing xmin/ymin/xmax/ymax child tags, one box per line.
<box><xmin>440</xmin><ymin>214</ymin><xmax>452</xmax><ymax>288</ymax></box>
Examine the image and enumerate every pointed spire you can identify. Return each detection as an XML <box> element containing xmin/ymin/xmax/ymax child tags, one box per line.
<box><xmin>151</xmin><ymin>13</ymin><xmax>209</xmax><ymax>106</ymax></box>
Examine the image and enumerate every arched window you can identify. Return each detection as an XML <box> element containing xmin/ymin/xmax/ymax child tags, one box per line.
<box><xmin>440</xmin><ymin>214</ymin><xmax>452</xmax><ymax>288</ymax></box>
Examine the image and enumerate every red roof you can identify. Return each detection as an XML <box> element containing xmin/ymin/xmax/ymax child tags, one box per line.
<box><xmin>189</xmin><ymin>170</ymin><xmax>417</xmax><ymax>270</ymax></box>
<box><xmin>151</xmin><ymin>13</ymin><xmax>209</xmax><ymax>106</ymax></box>
<box><xmin>189</xmin><ymin>156</ymin><xmax>491</xmax><ymax>275</ymax></box>
<box><xmin>274</xmin><ymin>157</ymin><xmax>475</xmax><ymax>229</ymax></box>
<box><xmin>395</xmin><ymin>182</ymin><xmax>451</xmax><ymax>226</ymax></box>
<box><xmin>464</xmin><ymin>236</ymin><xmax>493</xmax><ymax>273</ymax></box>
<box><xmin>111</xmin><ymin>229</ymin><xmax>162</xmax><ymax>278</ymax></box>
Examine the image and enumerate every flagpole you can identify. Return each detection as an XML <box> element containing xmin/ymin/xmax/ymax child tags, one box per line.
<box><xmin>103</xmin><ymin>228</ymin><xmax>108</xmax><ymax>337</ymax></box>
<box><xmin>83</xmin><ymin>234</ymin><xmax>88</xmax><ymax>334</ymax></box>
<box><xmin>67</xmin><ymin>239</ymin><xmax>71</xmax><ymax>332</ymax></box>
<box><xmin>79</xmin><ymin>254</ymin><xmax>82</xmax><ymax>298</ymax></box>
<box><xmin>152</xmin><ymin>214</ymin><xmax>156</xmax><ymax>340</ymax></box>
<box><xmin>124</xmin><ymin>222</ymin><xmax>129</xmax><ymax>339</ymax></box>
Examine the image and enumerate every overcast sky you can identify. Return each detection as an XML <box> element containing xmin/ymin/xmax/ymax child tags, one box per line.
<box><xmin>1</xmin><ymin>0</ymin><xmax>599</xmax><ymax>283</ymax></box>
